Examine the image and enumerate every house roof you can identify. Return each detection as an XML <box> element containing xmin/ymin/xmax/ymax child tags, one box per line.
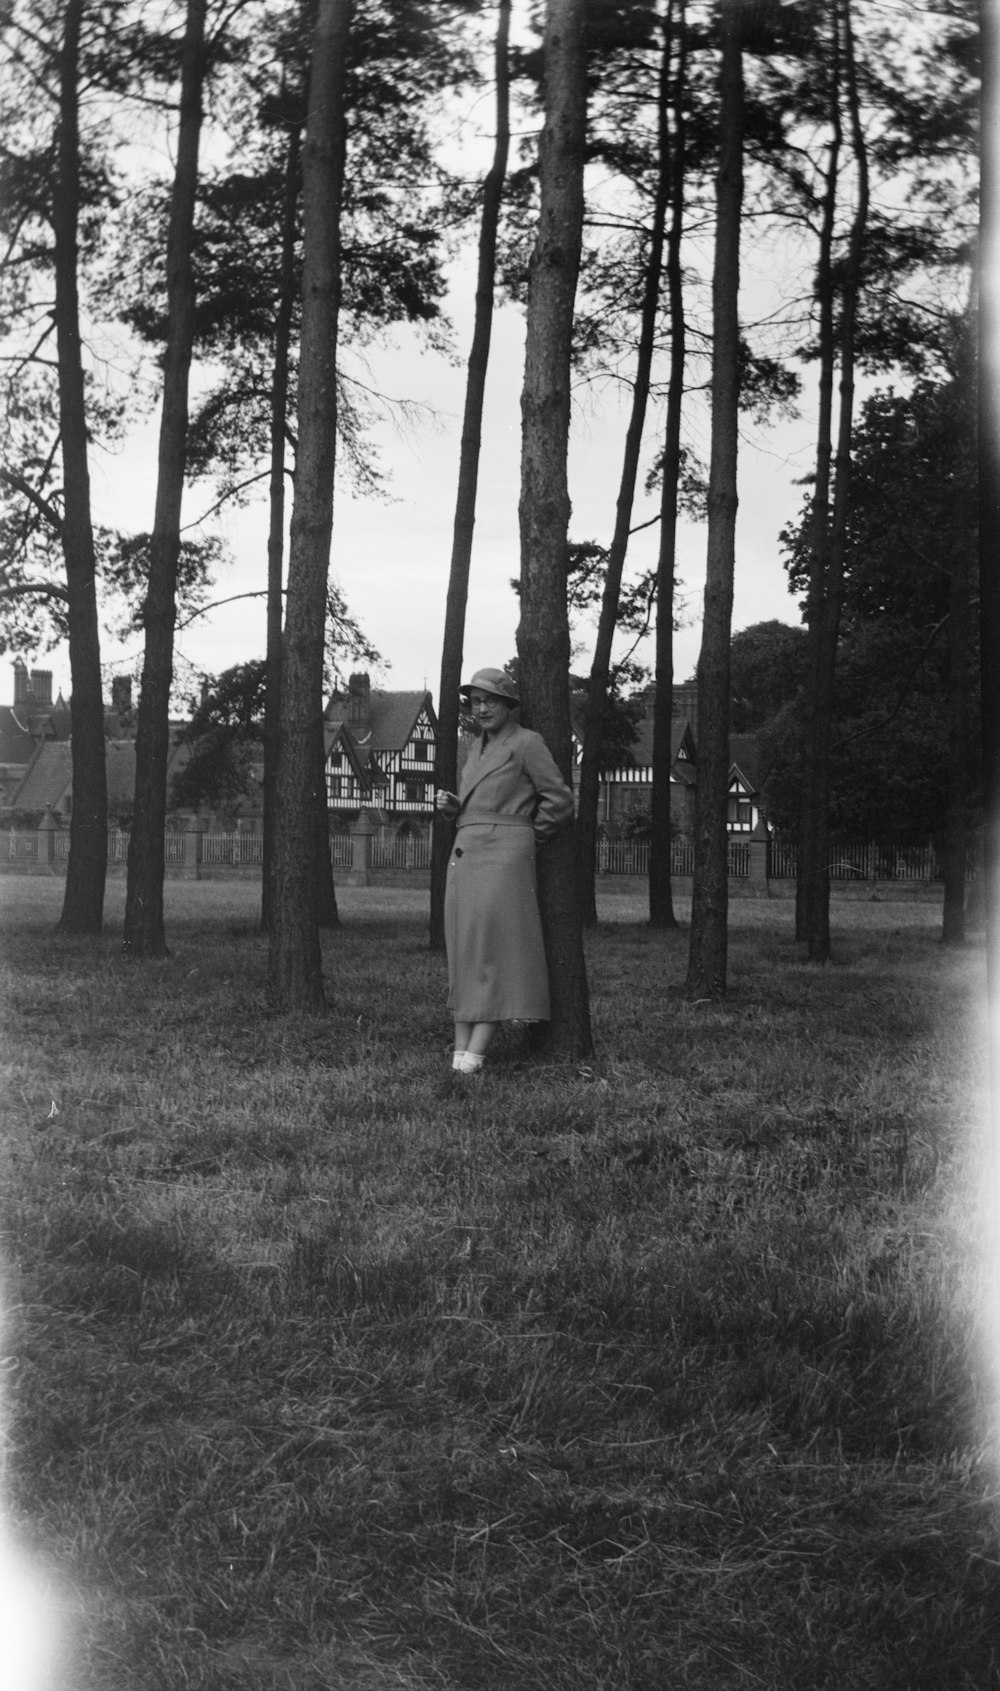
<box><xmin>570</xmin><ymin>700</ymin><xmax>761</xmax><ymax>796</ymax></box>
<box><xmin>6</xmin><ymin>733</ymin><xmax>191</xmax><ymax>815</ymax></box>
<box><xmin>625</xmin><ymin>716</ymin><xmax>697</xmax><ymax>771</ymax></box>
<box><xmin>728</xmin><ymin>734</ymin><xmax>762</xmax><ymax>789</ymax></box>
<box><xmin>324</xmin><ymin>687</ymin><xmax>434</xmax><ymax>752</ymax></box>
<box><xmin>370</xmin><ymin>690</ymin><xmax>434</xmax><ymax>752</ymax></box>
<box><xmin>570</xmin><ymin>700</ymin><xmax>698</xmax><ymax>779</ymax></box>
<box><xmin>322</xmin><ymin>721</ymin><xmax>388</xmax><ymax>788</ymax></box>
<box><xmin>8</xmin><ymin>741</ymin><xmax>73</xmax><ymax>811</ymax></box>
<box><xmin>0</xmin><ymin>706</ymin><xmax>38</xmax><ymax>769</ymax></box>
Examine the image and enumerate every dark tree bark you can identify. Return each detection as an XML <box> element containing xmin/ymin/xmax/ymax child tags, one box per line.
<box><xmin>575</xmin><ymin>5</ymin><xmax>673</xmax><ymax>928</ymax></box>
<box><xmin>314</xmin><ymin>717</ymin><xmax>339</xmax><ymax>927</ymax></box>
<box><xmin>979</xmin><ymin>0</ymin><xmax>1000</xmax><ymax>1025</ymax></box>
<box><xmin>796</xmin><ymin>8</ymin><xmax>841</xmax><ymax>945</ymax></box>
<box><xmin>685</xmin><ymin>0</ymin><xmax>743</xmax><ymax>999</ymax></box>
<box><xmin>941</xmin><ymin>299</ymin><xmax>977</xmax><ymax>945</ymax></box>
<box><xmin>648</xmin><ymin>0</ymin><xmax>688</xmax><ymax>932</ymax></box>
<box><xmin>799</xmin><ymin>0</ymin><xmax>868</xmax><ymax>963</ymax></box>
<box><xmin>53</xmin><ymin>0</ymin><xmax>107</xmax><ymax>935</ymax></box>
<box><xmin>267</xmin><ymin>0</ymin><xmax>351</xmax><ymax>1013</ymax></box>
<box><xmin>430</xmin><ymin>0</ymin><xmax>511</xmax><ymax>952</ymax></box>
<box><xmin>261</xmin><ymin>118</ymin><xmax>301</xmax><ymax>935</ymax></box>
<box><xmin>124</xmin><ymin>0</ymin><xmax>207</xmax><ymax>958</ymax></box>
<box><xmin>517</xmin><ymin>0</ymin><xmax>592</xmax><ymax>1058</ymax></box>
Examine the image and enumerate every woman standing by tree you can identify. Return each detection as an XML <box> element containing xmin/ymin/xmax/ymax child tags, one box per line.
<box><xmin>436</xmin><ymin>668</ymin><xmax>574</xmax><ymax>1075</ymax></box>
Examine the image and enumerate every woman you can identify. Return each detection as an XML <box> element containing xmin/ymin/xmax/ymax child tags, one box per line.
<box><xmin>436</xmin><ymin>668</ymin><xmax>575</xmax><ymax>1075</ymax></box>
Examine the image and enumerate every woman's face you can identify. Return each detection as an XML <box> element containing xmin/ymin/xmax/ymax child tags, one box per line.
<box><xmin>468</xmin><ymin>689</ymin><xmax>513</xmax><ymax>734</ymax></box>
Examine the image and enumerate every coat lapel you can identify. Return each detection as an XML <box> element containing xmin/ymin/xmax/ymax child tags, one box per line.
<box><xmin>460</xmin><ymin>727</ymin><xmax>516</xmax><ymax>803</ymax></box>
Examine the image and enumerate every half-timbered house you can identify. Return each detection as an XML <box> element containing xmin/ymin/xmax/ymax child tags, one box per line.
<box><xmin>323</xmin><ymin>672</ymin><xmax>437</xmax><ymax>824</ymax></box>
<box><xmin>570</xmin><ymin>683</ymin><xmax>763</xmax><ymax>838</ymax></box>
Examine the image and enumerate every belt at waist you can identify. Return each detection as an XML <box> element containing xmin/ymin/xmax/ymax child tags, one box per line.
<box><xmin>455</xmin><ymin>812</ymin><xmax>533</xmax><ymax>830</ymax></box>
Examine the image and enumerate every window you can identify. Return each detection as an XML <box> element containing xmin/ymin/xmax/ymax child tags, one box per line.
<box><xmin>727</xmin><ymin>788</ymin><xmax>752</xmax><ymax>827</ymax></box>
<box><xmin>327</xmin><ymin>775</ymin><xmax>345</xmax><ymax>801</ymax></box>
<box><xmin>329</xmin><ymin>750</ymin><xmax>343</xmax><ymax>768</ymax></box>
<box><xmin>404</xmin><ymin>781</ymin><xmax>427</xmax><ymax>804</ymax></box>
<box><xmin>413</xmin><ymin>742</ymin><xmax>429</xmax><ymax>762</ymax></box>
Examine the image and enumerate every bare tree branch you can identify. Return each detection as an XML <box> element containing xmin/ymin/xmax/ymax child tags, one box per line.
<box><xmin>182</xmin><ymin>468</ymin><xmax>273</xmax><ymax>530</ymax></box>
<box><xmin>0</xmin><ymin>466</ymin><xmax>64</xmax><ymax>535</ymax></box>
<box><xmin>0</xmin><ymin>577</ymin><xmax>70</xmax><ymax>604</ymax></box>
<box><xmin>176</xmin><ymin>588</ymin><xmax>269</xmax><ymax>630</ymax></box>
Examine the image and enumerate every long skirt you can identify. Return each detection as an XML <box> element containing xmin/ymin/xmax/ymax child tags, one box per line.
<box><xmin>444</xmin><ymin>822</ymin><xmax>550</xmax><ymax>1022</ymax></box>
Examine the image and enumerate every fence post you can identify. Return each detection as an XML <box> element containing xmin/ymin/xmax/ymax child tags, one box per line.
<box><xmin>184</xmin><ymin>815</ymin><xmax>208</xmax><ymax>880</ymax></box>
<box><xmin>37</xmin><ymin>804</ymin><xmax>59</xmax><ymax>871</ymax></box>
<box><xmin>344</xmin><ymin>815</ymin><xmax>374</xmax><ymax>886</ymax></box>
<box><xmin>747</xmin><ymin>818</ymin><xmax>769</xmax><ymax>896</ymax></box>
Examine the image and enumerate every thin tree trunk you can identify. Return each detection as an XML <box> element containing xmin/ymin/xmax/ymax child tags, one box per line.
<box><xmin>649</xmin><ymin>0</ymin><xmax>687</xmax><ymax>931</ymax></box>
<box><xmin>797</xmin><ymin>5</ymin><xmax>841</xmax><ymax>948</ymax></box>
<box><xmin>430</xmin><ymin>0</ymin><xmax>510</xmax><ymax>951</ymax></box>
<box><xmin>980</xmin><ymin>0</ymin><xmax>1000</xmax><ymax>1127</ymax></box>
<box><xmin>517</xmin><ymin>0</ymin><xmax>592</xmax><ymax>1058</ymax></box>
<box><xmin>268</xmin><ymin>0</ymin><xmax>351</xmax><ymax>1012</ymax></box>
<box><xmin>803</xmin><ymin>0</ymin><xmax>868</xmax><ymax>964</ymax></box>
<box><xmin>314</xmin><ymin>715</ymin><xmax>339</xmax><ymax>926</ymax></box>
<box><xmin>941</xmin><ymin>489</ymin><xmax>973</xmax><ymax>945</ymax></box>
<box><xmin>261</xmin><ymin>118</ymin><xmax>301</xmax><ymax>934</ymax></box>
<box><xmin>685</xmin><ymin>0</ymin><xmax>742</xmax><ymax>999</ymax></box>
<box><xmin>941</xmin><ymin>297</ymin><xmax>976</xmax><ymax>944</ymax></box>
<box><xmin>53</xmin><ymin>0</ymin><xmax>107</xmax><ymax>935</ymax></box>
<box><xmin>575</xmin><ymin>4</ymin><xmax>673</xmax><ymax>928</ymax></box>
<box><xmin>124</xmin><ymin>0</ymin><xmax>206</xmax><ymax>958</ymax></box>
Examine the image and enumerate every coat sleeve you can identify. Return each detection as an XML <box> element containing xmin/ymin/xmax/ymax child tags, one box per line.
<box><xmin>522</xmin><ymin>732</ymin><xmax>575</xmax><ymax>841</ymax></box>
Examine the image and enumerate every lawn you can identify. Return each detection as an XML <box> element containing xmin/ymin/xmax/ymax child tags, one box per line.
<box><xmin>0</xmin><ymin>877</ymin><xmax>997</xmax><ymax>1690</ymax></box>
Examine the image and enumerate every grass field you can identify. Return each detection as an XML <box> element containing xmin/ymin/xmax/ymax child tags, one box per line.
<box><xmin>1</xmin><ymin>877</ymin><xmax>997</xmax><ymax>1690</ymax></box>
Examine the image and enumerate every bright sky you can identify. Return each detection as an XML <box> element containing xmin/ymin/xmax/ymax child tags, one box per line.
<box><xmin>30</xmin><ymin>0</ymin><xmax>817</xmax><ymax>712</ymax></box>
<box><xmin>17</xmin><ymin>0</ymin><xmax>973</xmax><ymax>718</ymax></box>
<box><xmin>62</xmin><ymin>257</ymin><xmax>807</xmax><ymax>714</ymax></box>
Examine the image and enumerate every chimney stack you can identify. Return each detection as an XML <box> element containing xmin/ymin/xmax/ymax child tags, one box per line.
<box><xmin>13</xmin><ymin>660</ymin><xmax>28</xmax><ymax>707</ymax></box>
<box><xmin>672</xmin><ymin>679</ymin><xmax>699</xmax><ymax>733</ymax></box>
<box><xmin>30</xmin><ymin>669</ymin><xmax>53</xmax><ymax>708</ymax></box>
<box><xmin>348</xmin><ymin>672</ymin><xmax>371</xmax><ymax>735</ymax></box>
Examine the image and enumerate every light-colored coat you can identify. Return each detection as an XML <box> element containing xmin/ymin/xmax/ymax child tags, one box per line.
<box><xmin>444</xmin><ymin>721</ymin><xmax>574</xmax><ymax>1023</ymax></box>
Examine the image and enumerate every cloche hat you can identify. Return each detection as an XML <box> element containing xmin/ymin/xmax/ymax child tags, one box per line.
<box><xmin>459</xmin><ymin>667</ymin><xmax>520</xmax><ymax>705</ymax></box>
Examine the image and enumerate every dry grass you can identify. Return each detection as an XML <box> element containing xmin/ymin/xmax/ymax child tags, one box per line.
<box><xmin>0</xmin><ymin>876</ymin><xmax>996</xmax><ymax>1690</ymax></box>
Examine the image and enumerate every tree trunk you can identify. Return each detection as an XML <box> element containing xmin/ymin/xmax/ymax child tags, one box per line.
<box><xmin>649</xmin><ymin>0</ymin><xmax>687</xmax><ymax>932</ymax></box>
<box><xmin>797</xmin><ymin>7</ymin><xmax>841</xmax><ymax>948</ymax></box>
<box><xmin>517</xmin><ymin>0</ymin><xmax>592</xmax><ymax>1059</ymax></box>
<box><xmin>268</xmin><ymin>0</ymin><xmax>351</xmax><ymax>1013</ymax></box>
<box><xmin>979</xmin><ymin>0</ymin><xmax>1000</xmax><ymax>1078</ymax></box>
<box><xmin>124</xmin><ymin>0</ymin><xmax>206</xmax><ymax>958</ymax></box>
<box><xmin>575</xmin><ymin>5</ymin><xmax>673</xmax><ymax>927</ymax></box>
<box><xmin>314</xmin><ymin>716</ymin><xmax>339</xmax><ymax>926</ymax></box>
<box><xmin>53</xmin><ymin>0</ymin><xmax>107</xmax><ymax>936</ymax></box>
<box><xmin>802</xmin><ymin>0</ymin><xmax>868</xmax><ymax>964</ymax></box>
<box><xmin>685</xmin><ymin>0</ymin><xmax>742</xmax><ymax>1000</ymax></box>
<box><xmin>261</xmin><ymin>119</ymin><xmax>301</xmax><ymax>934</ymax></box>
<box><xmin>430</xmin><ymin>0</ymin><xmax>511</xmax><ymax>952</ymax></box>
<box><xmin>941</xmin><ymin>301</ymin><xmax>976</xmax><ymax>945</ymax></box>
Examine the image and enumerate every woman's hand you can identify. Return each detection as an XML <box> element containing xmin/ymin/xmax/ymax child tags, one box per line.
<box><xmin>435</xmin><ymin>788</ymin><xmax>459</xmax><ymax>816</ymax></box>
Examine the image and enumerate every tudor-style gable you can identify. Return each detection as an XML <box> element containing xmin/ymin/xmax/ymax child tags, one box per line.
<box><xmin>570</xmin><ymin>684</ymin><xmax>762</xmax><ymax>837</ymax></box>
<box><xmin>323</xmin><ymin>673</ymin><xmax>438</xmax><ymax>815</ymax></box>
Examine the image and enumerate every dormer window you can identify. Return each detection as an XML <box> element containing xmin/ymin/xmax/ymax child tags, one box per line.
<box><xmin>727</xmin><ymin>783</ymin><xmax>752</xmax><ymax>828</ymax></box>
